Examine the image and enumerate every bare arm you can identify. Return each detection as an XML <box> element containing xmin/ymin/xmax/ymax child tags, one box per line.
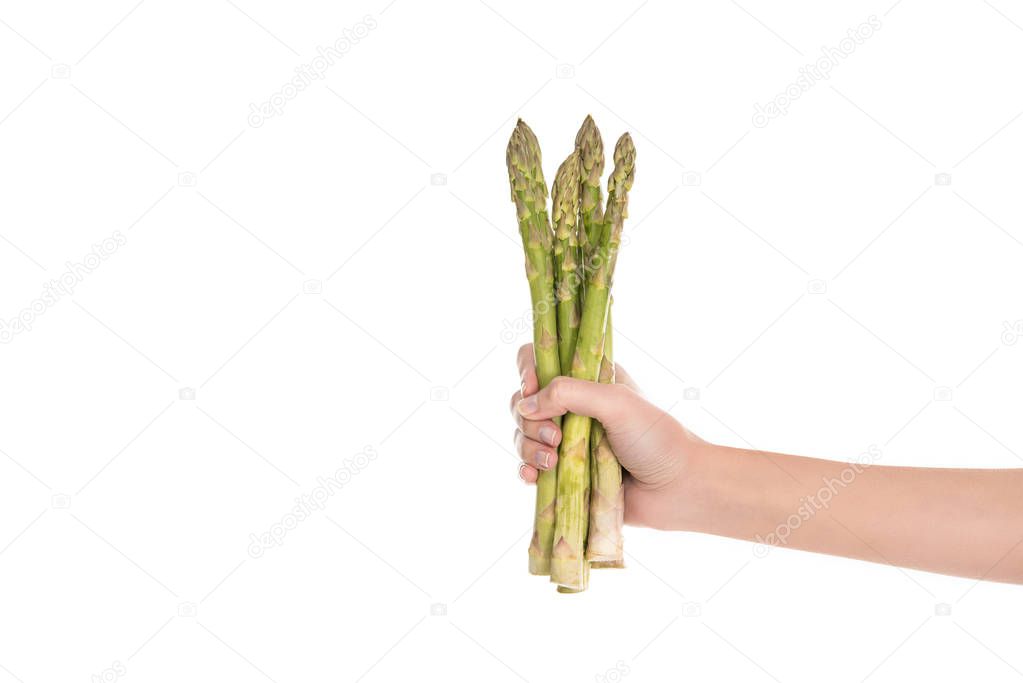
<box><xmin>510</xmin><ymin>344</ymin><xmax>1023</xmax><ymax>583</ymax></box>
<box><xmin>645</xmin><ymin>444</ymin><xmax>1023</xmax><ymax>583</ymax></box>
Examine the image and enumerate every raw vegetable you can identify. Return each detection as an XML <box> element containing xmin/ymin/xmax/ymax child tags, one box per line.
<box><xmin>575</xmin><ymin>115</ymin><xmax>605</xmax><ymax>263</ymax></box>
<box><xmin>505</xmin><ymin>118</ymin><xmax>635</xmax><ymax>592</ymax></box>
<box><xmin>552</xmin><ymin>151</ymin><xmax>582</xmax><ymax>375</ymax></box>
<box><xmin>550</xmin><ymin>132</ymin><xmax>635</xmax><ymax>590</ymax></box>
<box><xmin>588</xmin><ymin>306</ymin><xmax>625</xmax><ymax>566</ymax></box>
<box><xmin>507</xmin><ymin>120</ymin><xmax>561</xmax><ymax>575</ymax></box>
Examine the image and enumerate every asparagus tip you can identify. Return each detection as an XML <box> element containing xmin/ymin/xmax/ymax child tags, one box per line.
<box><xmin>506</xmin><ymin>122</ymin><xmax>550</xmax><ymax>213</ymax></box>
<box><xmin>552</xmin><ymin>151</ymin><xmax>581</xmax><ymax>236</ymax></box>
<box><xmin>608</xmin><ymin>132</ymin><xmax>636</xmax><ymax>199</ymax></box>
<box><xmin>574</xmin><ymin>117</ymin><xmax>604</xmax><ymax>177</ymax></box>
<box><xmin>511</xmin><ymin>119</ymin><xmax>547</xmax><ymax>196</ymax></box>
<box><xmin>574</xmin><ymin>115</ymin><xmax>601</xmax><ymax>151</ymax></box>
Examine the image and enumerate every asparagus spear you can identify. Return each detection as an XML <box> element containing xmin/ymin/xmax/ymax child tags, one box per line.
<box><xmin>575</xmin><ymin>116</ymin><xmax>625</xmax><ymax>566</ymax></box>
<box><xmin>551</xmin><ymin>133</ymin><xmax>635</xmax><ymax>589</ymax></box>
<box><xmin>507</xmin><ymin>120</ymin><xmax>561</xmax><ymax>575</ymax></box>
<box><xmin>575</xmin><ymin>115</ymin><xmax>605</xmax><ymax>268</ymax></box>
<box><xmin>587</xmin><ymin>305</ymin><xmax>625</xmax><ymax>566</ymax></box>
<box><xmin>552</xmin><ymin>152</ymin><xmax>583</xmax><ymax>374</ymax></box>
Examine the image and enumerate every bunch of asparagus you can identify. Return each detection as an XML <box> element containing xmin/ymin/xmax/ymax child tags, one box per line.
<box><xmin>506</xmin><ymin>116</ymin><xmax>635</xmax><ymax>592</ymax></box>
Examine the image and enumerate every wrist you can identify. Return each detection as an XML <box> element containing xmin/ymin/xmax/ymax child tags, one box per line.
<box><xmin>626</xmin><ymin>437</ymin><xmax>721</xmax><ymax>531</ymax></box>
<box><xmin>650</xmin><ymin>442</ymin><xmax>812</xmax><ymax>541</ymax></box>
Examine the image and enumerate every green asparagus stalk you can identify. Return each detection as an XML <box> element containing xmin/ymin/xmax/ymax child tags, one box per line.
<box><xmin>552</xmin><ymin>152</ymin><xmax>583</xmax><ymax>373</ymax></box>
<box><xmin>575</xmin><ymin>115</ymin><xmax>605</xmax><ymax>268</ymax></box>
<box><xmin>576</xmin><ymin>116</ymin><xmax>625</xmax><ymax>566</ymax></box>
<box><xmin>587</xmin><ymin>305</ymin><xmax>625</xmax><ymax>566</ymax></box>
<box><xmin>507</xmin><ymin>120</ymin><xmax>561</xmax><ymax>575</ymax></box>
<box><xmin>551</xmin><ymin>133</ymin><xmax>635</xmax><ymax>589</ymax></box>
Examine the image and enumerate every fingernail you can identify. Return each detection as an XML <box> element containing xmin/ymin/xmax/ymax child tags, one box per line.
<box><xmin>539</xmin><ymin>426</ymin><xmax>557</xmax><ymax>446</ymax></box>
<box><xmin>536</xmin><ymin>450</ymin><xmax>551</xmax><ymax>469</ymax></box>
<box><xmin>516</xmin><ymin>395</ymin><xmax>538</xmax><ymax>415</ymax></box>
<box><xmin>518</xmin><ymin>464</ymin><xmax>529</xmax><ymax>481</ymax></box>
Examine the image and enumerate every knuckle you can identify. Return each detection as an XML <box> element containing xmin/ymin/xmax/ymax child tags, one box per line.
<box><xmin>609</xmin><ymin>382</ymin><xmax>629</xmax><ymax>397</ymax></box>
<box><xmin>548</xmin><ymin>376</ymin><xmax>569</xmax><ymax>403</ymax></box>
<box><xmin>610</xmin><ymin>382</ymin><xmax>633</xmax><ymax>401</ymax></box>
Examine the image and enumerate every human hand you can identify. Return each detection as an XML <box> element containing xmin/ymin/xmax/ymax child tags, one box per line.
<box><xmin>509</xmin><ymin>344</ymin><xmax>707</xmax><ymax>528</ymax></box>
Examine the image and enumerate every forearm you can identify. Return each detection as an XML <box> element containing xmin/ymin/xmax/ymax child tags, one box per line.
<box><xmin>634</xmin><ymin>442</ymin><xmax>1023</xmax><ymax>583</ymax></box>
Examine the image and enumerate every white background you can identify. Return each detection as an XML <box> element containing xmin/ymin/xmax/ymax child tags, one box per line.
<box><xmin>2</xmin><ymin>0</ymin><xmax>1023</xmax><ymax>681</ymax></box>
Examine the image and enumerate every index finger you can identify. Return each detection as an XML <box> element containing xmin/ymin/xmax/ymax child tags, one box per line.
<box><xmin>516</xmin><ymin>343</ymin><xmax>540</xmax><ymax>396</ymax></box>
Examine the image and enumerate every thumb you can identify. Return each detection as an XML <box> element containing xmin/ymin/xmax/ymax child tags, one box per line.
<box><xmin>515</xmin><ymin>376</ymin><xmax>630</xmax><ymax>425</ymax></box>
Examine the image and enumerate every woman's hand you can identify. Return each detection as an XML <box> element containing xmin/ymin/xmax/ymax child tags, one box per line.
<box><xmin>509</xmin><ymin>344</ymin><xmax>706</xmax><ymax>528</ymax></box>
<box><xmin>510</xmin><ymin>345</ymin><xmax>1023</xmax><ymax>583</ymax></box>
